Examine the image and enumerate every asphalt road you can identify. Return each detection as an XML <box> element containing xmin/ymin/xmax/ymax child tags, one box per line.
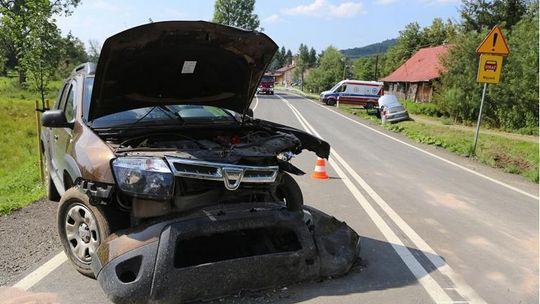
<box><xmin>8</xmin><ymin>91</ymin><xmax>539</xmax><ymax>304</ymax></box>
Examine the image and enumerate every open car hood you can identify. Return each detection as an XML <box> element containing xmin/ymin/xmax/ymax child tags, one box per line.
<box><xmin>88</xmin><ymin>21</ymin><xmax>278</xmax><ymax>122</ymax></box>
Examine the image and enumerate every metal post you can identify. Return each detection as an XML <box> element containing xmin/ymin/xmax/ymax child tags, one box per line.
<box><xmin>35</xmin><ymin>100</ymin><xmax>44</xmax><ymax>182</ymax></box>
<box><xmin>472</xmin><ymin>83</ymin><xmax>488</xmax><ymax>156</ymax></box>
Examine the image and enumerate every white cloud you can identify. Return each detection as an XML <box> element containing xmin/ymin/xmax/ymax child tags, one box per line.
<box><xmin>262</xmin><ymin>14</ymin><xmax>281</xmax><ymax>24</ymax></box>
<box><xmin>284</xmin><ymin>0</ymin><xmax>365</xmax><ymax>18</ymax></box>
<box><xmin>375</xmin><ymin>0</ymin><xmax>399</xmax><ymax>5</ymax></box>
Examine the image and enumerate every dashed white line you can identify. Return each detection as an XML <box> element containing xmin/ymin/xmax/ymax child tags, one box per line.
<box><xmin>283</xmin><ymin>90</ymin><xmax>538</xmax><ymax>201</ymax></box>
<box><xmin>277</xmin><ymin>93</ymin><xmax>487</xmax><ymax>304</ymax></box>
<box><xmin>13</xmin><ymin>251</ymin><xmax>67</xmax><ymax>290</ymax></box>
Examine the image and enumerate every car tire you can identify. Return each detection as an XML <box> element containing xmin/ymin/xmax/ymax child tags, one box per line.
<box><xmin>42</xmin><ymin>152</ymin><xmax>60</xmax><ymax>201</ymax></box>
<box><xmin>327</xmin><ymin>98</ymin><xmax>336</xmax><ymax>106</ymax></box>
<box><xmin>58</xmin><ymin>187</ymin><xmax>111</xmax><ymax>278</ymax></box>
<box><xmin>276</xmin><ymin>173</ymin><xmax>303</xmax><ymax>212</ymax></box>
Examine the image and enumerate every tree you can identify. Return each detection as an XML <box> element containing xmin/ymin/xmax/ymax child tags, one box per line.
<box><xmin>308</xmin><ymin>47</ymin><xmax>317</xmax><ymax>67</ymax></box>
<box><xmin>381</xmin><ymin>22</ymin><xmax>423</xmax><ymax>76</ymax></box>
<box><xmin>437</xmin><ymin>3</ymin><xmax>538</xmax><ymax>132</ymax></box>
<box><xmin>352</xmin><ymin>56</ymin><xmax>376</xmax><ymax>80</ymax></box>
<box><xmin>489</xmin><ymin>5</ymin><xmax>538</xmax><ymax>131</ymax></box>
<box><xmin>460</xmin><ymin>0</ymin><xmax>529</xmax><ymax>32</ymax></box>
<box><xmin>0</xmin><ymin>0</ymin><xmax>81</xmax><ymax>83</ymax></box>
<box><xmin>304</xmin><ymin>46</ymin><xmax>344</xmax><ymax>93</ymax></box>
<box><xmin>88</xmin><ymin>39</ymin><xmax>101</xmax><ymax>63</ymax></box>
<box><xmin>285</xmin><ymin>49</ymin><xmax>293</xmax><ymax>65</ymax></box>
<box><xmin>212</xmin><ymin>0</ymin><xmax>260</xmax><ymax>30</ymax></box>
<box><xmin>296</xmin><ymin>43</ymin><xmax>310</xmax><ymax>90</ymax></box>
<box><xmin>268</xmin><ymin>45</ymin><xmax>287</xmax><ymax>71</ymax></box>
<box><xmin>421</xmin><ymin>18</ymin><xmax>457</xmax><ymax>46</ymax></box>
<box><xmin>56</xmin><ymin>32</ymin><xmax>88</xmax><ymax>76</ymax></box>
<box><xmin>17</xmin><ymin>0</ymin><xmax>64</xmax><ymax>106</ymax></box>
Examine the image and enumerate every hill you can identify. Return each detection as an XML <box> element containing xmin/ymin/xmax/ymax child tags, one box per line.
<box><xmin>341</xmin><ymin>39</ymin><xmax>397</xmax><ymax>59</ymax></box>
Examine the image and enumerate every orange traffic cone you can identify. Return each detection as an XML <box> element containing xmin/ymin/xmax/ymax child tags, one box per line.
<box><xmin>311</xmin><ymin>157</ymin><xmax>329</xmax><ymax>180</ymax></box>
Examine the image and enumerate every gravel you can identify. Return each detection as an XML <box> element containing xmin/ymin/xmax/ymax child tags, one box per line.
<box><xmin>0</xmin><ymin>199</ymin><xmax>61</xmax><ymax>286</ymax></box>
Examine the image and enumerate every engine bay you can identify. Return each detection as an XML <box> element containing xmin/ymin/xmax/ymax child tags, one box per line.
<box><xmin>108</xmin><ymin>127</ymin><xmax>303</xmax><ymax>166</ymax></box>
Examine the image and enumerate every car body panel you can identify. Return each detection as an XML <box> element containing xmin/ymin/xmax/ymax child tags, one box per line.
<box><xmin>88</xmin><ymin>21</ymin><xmax>278</xmax><ymax>122</ymax></box>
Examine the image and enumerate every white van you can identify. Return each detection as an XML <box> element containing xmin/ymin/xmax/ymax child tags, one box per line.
<box><xmin>319</xmin><ymin>80</ymin><xmax>384</xmax><ymax>107</ymax></box>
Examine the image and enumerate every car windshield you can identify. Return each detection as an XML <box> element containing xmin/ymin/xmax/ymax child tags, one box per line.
<box><xmin>82</xmin><ymin>77</ymin><xmax>236</xmax><ymax>128</ymax></box>
<box><xmin>329</xmin><ymin>82</ymin><xmax>342</xmax><ymax>92</ymax></box>
<box><xmin>260</xmin><ymin>76</ymin><xmax>274</xmax><ymax>83</ymax></box>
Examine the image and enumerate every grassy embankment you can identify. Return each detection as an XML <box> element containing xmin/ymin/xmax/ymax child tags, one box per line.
<box><xmin>278</xmin><ymin>86</ymin><xmax>539</xmax><ymax>183</ymax></box>
<box><xmin>0</xmin><ymin>77</ymin><xmax>61</xmax><ymax>214</ymax></box>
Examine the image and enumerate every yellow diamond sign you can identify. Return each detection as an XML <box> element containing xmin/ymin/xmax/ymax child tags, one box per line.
<box><xmin>477</xmin><ymin>54</ymin><xmax>503</xmax><ymax>84</ymax></box>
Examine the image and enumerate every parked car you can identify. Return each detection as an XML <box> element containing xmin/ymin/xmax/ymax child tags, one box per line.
<box><xmin>378</xmin><ymin>94</ymin><xmax>410</xmax><ymax>123</ymax></box>
<box><xmin>40</xmin><ymin>21</ymin><xmax>359</xmax><ymax>304</ymax></box>
<box><xmin>320</xmin><ymin>79</ymin><xmax>384</xmax><ymax>107</ymax></box>
<box><xmin>256</xmin><ymin>75</ymin><xmax>274</xmax><ymax>94</ymax></box>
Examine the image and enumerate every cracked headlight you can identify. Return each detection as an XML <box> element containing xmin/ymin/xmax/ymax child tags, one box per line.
<box><xmin>112</xmin><ymin>157</ymin><xmax>174</xmax><ymax>200</ymax></box>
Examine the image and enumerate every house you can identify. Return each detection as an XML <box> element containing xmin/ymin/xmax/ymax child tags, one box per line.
<box><xmin>380</xmin><ymin>45</ymin><xmax>450</xmax><ymax>102</ymax></box>
<box><xmin>273</xmin><ymin>64</ymin><xmax>296</xmax><ymax>86</ymax></box>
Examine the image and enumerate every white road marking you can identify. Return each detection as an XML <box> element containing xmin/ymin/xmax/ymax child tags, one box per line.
<box><xmin>276</xmin><ymin>94</ymin><xmax>454</xmax><ymax>303</ymax></box>
<box><xmin>203</xmin><ymin>210</ymin><xmax>217</xmax><ymax>221</ymax></box>
<box><xmin>284</xmin><ymin>91</ymin><xmax>538</xmax><ymax>201</ymax></box>
<box><xmin>252</xmin><ymin>94</ymin><xmax>259</xmax><ymax>111</ymax></box>
<box><xmin>13</xmin><ymin>251</ymin><xmax>67</xmax><ymax>290</ymax></box>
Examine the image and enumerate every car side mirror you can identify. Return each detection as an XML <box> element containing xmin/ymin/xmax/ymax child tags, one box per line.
<box><xmin>246</xmin><ymin>108</ymin><xmax>254</xmax><ymax>118</ymax></box>
<box><xmin>42</xmin><ymin>110</ymin><xmax>74</xmax><ymax>129</ymax></box>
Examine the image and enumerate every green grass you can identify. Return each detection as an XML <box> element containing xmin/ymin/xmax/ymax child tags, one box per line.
<box><xmin>0</xmin><ymin>76</ymin><xmax>61</xmax><ymax>214</ymax></box>
<box><xmin>341</xmin><ymin>104</ymin><xmax>539</xmax><ymax>183</ymax></box>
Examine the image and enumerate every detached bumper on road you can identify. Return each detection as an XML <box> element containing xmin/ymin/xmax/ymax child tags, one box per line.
<box><xmin>92</xmin><ymin>203</ymin><xmax>360</xmax><ymax>304</ymax></box>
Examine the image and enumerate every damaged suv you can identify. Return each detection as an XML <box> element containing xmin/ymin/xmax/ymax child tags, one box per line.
<box><xmin>41</xmin><ymin>21</ymin><xmax>359</xmax><ymax>304</ymax></box>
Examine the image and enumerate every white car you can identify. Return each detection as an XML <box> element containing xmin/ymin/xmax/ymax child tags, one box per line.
<box><xmin>378</xmin><ymin>95</ymin><xmax>409</xmax><ymax>123</ymax></box>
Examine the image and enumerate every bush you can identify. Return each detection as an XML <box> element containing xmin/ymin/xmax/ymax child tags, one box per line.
<box><xmin>402</xmin><ymin>100</ymin><xmax>443</xmax><ymax>117</ymax></box>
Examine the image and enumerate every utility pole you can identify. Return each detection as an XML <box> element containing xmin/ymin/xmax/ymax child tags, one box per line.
<box><xmin>374</xmin><ymin>55</ymin><xmax>379</xmax><ymax>80</ymax></box>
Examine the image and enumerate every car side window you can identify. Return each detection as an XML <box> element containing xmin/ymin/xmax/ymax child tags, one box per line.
<box><xmin>55</xmin><ymin>83</ymin><xmax>70</xmax><ymax>110</ymax></box>
<box><xmin>64</xmin><ymin>84</ymin><xmax>76</xmax><ymax>122</ymax></box>
<box><xmin>337</xmin><ymin>85</ymin><xmax>347</xmax><ymax>93</ymax></box>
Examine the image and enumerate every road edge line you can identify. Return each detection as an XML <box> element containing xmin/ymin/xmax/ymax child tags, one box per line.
<box><xmin>13</xmin><ymin>251</ymin><xmax>67</xmax><ymax>290</ymax></box>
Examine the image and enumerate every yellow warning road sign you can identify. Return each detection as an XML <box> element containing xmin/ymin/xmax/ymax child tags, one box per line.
<box><xmin>476</xmin><ymin>26</ymin><xmax>510</xmax><ymax>56</ymax></box>
<box><xmin>477</xmin><ymin>54</ymin><xmax>503</xmax><ymax>84</ymax></box>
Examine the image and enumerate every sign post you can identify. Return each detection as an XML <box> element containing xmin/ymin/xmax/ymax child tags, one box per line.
<box><xmin>473</xmin><ymin>26</ymin><xmax>509</xmax><ymax>156</ymax></box>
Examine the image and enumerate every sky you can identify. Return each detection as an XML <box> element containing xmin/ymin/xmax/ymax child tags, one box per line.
<box><xmin>56</xmin><ymin>0</ymin><xmax>462</xmax><ymax>53</ymax></box>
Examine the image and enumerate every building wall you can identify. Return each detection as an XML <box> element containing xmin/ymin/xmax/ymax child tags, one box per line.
<box><xmin>384</xmin><ymin>81</ymin><xmax>433</xmax><ymax>102</ymax></box>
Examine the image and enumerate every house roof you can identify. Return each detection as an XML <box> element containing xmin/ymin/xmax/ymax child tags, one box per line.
<box><xmin>381</xmin><ymin>45</ymin><xmax>450</xmax><ymax>83</ymax></box>
<box><xmin>275</xmin><ymin>64</ymin><xmax>296</xmax><ymax>73</ymax></box>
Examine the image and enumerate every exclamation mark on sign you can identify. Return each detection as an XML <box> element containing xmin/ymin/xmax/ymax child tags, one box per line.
<box><xmin>492</xmin><ymin>33</ymin><xmax>498</xmax><ymax>52</ymax></box>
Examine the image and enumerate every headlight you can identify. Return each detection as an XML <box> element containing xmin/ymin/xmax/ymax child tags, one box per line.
<box><xmin>112</xmin><ymin>157</ymin><xmax>174</xmax><ymax>200</ymax></box>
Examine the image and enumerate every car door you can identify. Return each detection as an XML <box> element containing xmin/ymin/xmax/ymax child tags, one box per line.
<box><xmin>50</xmin><ymin>80</ymin><xmax>77</xmax><ymax>192</ymax></box>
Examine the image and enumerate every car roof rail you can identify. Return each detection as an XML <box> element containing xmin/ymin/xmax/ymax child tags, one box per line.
<box><xmin>72</xmin><ymin>62</ymin><xmax>97</xmax><ymax>76</ymax></box>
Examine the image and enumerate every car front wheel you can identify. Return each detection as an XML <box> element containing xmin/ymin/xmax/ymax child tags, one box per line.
<box><xmin>58</xmin><ymin>188</ymin><xmax>110</xmax><ymax>278</ymax></box>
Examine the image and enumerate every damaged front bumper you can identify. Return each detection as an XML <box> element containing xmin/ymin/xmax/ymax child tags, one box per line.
<box><xmin>92</xmin><ymin>203</ymin><xmax>360</xmax><ymax>304</ymax></box>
